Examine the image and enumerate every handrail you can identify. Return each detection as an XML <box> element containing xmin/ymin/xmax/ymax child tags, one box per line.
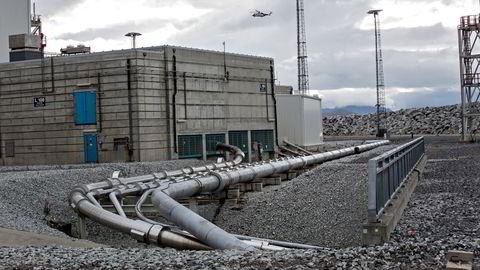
<box><xmin>367</xmin><ymin>137</ymin><xmax>425</xmax><ymax>222</ymax></box>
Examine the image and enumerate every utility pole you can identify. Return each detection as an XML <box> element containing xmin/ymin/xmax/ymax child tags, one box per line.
<box><xmin>368</xmin><ymin>9</ymin><xmax>387</xmax><ymax>138</ymax></box>
<box><xmin>297</xmin><ymin>0</ymin><xmax>310</xmax><ymax>95</ymax></box>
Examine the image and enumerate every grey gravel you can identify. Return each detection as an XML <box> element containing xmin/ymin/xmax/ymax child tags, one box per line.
<box><xmin>215</xmin><ymin>145</ymin><xmax>397</xmax><ymax>248</ymax></box>
<box><xmin>0</xmin><ymin>136</ymin><xmax>479</xmax><ymax>269</ymax></box>
<box><xmin>323</xmin><ymin>104</ymin><xmax>470</xmax><ymax>136</ymax></box>
<box><xmin>0</xmin><ymin>160</ymin><xmax>206</xmax><ymax>242</ymax></box>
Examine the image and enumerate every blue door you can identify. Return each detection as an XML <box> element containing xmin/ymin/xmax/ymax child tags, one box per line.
<box><xmin>84</xmin><ymin>134</ymin><xmax>97</xmax><ymax>163</ymax></box>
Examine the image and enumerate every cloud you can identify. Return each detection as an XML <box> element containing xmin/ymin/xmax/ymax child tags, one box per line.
<box><xmin>33</xmin><ymin>0</ymin><xmax>470</xmax><ymax>109</ymax></box>
<box><xmin>315</xmin><ymin>86</ymin><xmax>459</xmax><ymax>110</ymax></box>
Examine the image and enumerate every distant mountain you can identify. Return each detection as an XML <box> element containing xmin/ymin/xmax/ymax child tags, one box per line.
<box><xmin>323</xmin><ymin>105</ymin><xmax>390</xmax><ymax>117</ymax></box>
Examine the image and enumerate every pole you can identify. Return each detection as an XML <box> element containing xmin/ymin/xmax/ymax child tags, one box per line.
<box><xmin>374</xmin><ymin>13</ymin><xmax>381</xmax><ymax>136</ymax></box>
<box><xmin>223</xmin><ymin>41</ymin><xmax>227</xmax><ymax>79</ymax></box>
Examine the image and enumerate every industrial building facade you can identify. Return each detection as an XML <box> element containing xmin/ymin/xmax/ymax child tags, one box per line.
<box><xmin>0</xmin><ymin>46</ymin><xmax>277</xmax><ymax>165</ymax></box>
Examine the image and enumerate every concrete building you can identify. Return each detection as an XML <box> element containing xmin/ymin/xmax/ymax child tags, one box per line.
<box><xmin>0</xmin><ymin>46</ymin><xmax>277</xmax><ymax>165</ymax></box>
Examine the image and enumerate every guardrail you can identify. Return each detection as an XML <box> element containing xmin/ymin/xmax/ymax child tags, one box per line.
<box><xmin>367</xmin><ymin>137</ymin><xmax>425</xmax><ymax>222</ymax></box>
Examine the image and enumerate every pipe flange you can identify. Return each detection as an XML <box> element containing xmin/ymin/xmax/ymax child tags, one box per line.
<box><xmin>147</xmin><ymin>225</ymin><xmax>165</xmax><ymax>245</ymax></box>
<box><xmin>210</xmin><ymin>171</ymin><xmax>228</xmax><ymax>193</ymax></box>
<box><xmin>300</xmin><ymin>157</ymin><xmax>308</xmax><ymax>168</ymax></box>
<box><xmin>193</xmin><ymin>178</ymin><xmax>205</xmax><ymax>194</ymax></box>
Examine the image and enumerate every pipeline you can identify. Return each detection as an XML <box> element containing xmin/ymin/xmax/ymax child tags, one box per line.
<box><xmin>150</xmin><ymin>140</ymin><xmax>389</xmax><ymax>250</ymax></box>
<box><xmin>70</xmin><ymin>140</ymin><xmax>389</xmax><ymax>250</ymax></box>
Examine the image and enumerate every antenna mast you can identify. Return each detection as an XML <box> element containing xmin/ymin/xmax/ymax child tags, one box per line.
<box><xmin>368</xmin><ymin>9</ymin><xmax>387</xmax><ymax>137</ymax></box>
<box><xmin>297</xmin><ymin>0</ymin><xmax>310</xmax><ymax>95</ymax></box>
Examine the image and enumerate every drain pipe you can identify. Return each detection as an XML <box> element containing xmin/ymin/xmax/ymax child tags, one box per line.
<box><xmin>151</xmin><ymin>140</ymin><xmax>389</xmax><ymax>250</ymax></box>
<box><xmin>126</xmin><ymin>59</ymin><xmax>134</xmax><ymax>162</ymax></box>
<box><xmin>172</xmin><ymin>50</ymin><xmax>179</xmax><ymax>153</ymax></box>
<box><xmin>270</xmin><ymin>63</ymin><xmax>279</xmax><ymax>147</ymax></box>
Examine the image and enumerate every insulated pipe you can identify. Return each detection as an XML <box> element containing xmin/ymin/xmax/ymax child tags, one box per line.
<box><xmin>109</xmin><ymin>192</ymin><xmax>127</xmax><ymax>218</ymax></box>
<box><xmin>79</xmin><ymin>143</ymin><xmax>245</xmax><ymax>195</ymax></box>
<box><xmin>215</xmin><ymin>143</ymin><xmax>245</xmax><ymax>165</ymax></box>
<box><xmin>151</xmin><ymin>140</ymin><xmax>389</xmax><ymax>250</ymax></box>
<box><xmin>70</xmin><ymin>190</ymin><xmax>210</xmax><ymax>250</ymax></box>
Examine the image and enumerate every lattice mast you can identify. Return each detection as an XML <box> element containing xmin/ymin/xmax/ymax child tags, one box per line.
<box><xmin>458</xmin><ymin>15</ymin><xmax>480</xmax><ymax>141</ymax></box>
<box><xmin>297</xmin><ymin>0</ymin><xmax>310</xmax><ymax>95</ymax></box>
<box><xmin>368</xmin><ymin>9</ymin><xmax>387</xmax><ymax>136</ymax></box>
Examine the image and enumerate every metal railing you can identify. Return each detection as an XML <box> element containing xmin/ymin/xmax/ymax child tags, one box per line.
<box><xmin>367</xmin><ymin>137</ymin><xmax>425</xmax><ymax>222</ymax></box>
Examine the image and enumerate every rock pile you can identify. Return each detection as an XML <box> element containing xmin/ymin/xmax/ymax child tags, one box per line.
<box><xmin>323</xmin><ymin>104</ymin><xmax>475</xmax><ymax>136</ymax></box>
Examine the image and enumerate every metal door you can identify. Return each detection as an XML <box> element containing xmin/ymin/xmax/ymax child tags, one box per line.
<box><xmin>84</xmin><ymin>134</ymin><xmax>97</xmax><ymax>163</ymax></box>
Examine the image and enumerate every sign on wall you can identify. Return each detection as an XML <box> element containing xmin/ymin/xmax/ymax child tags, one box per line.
<box><xmin>33</xmin><ymin>97</ymin><xmax>46</xmax><ymax>107</ymax></box>
<box><xmin>259</xmin><ymin>83</ymin><xmax>267</xmax><ymax>92</ymax></box>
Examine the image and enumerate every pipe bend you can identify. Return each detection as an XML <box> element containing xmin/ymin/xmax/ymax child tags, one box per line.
<box><xmin>216</xmin><ymin>143</ymin><xmax>245</xmax><ymax>165</ymax></box>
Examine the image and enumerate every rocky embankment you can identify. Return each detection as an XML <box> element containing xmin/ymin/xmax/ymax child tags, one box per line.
<box><xmin>323</xmin><ymin>104</ymin><xmax>470</xmax><ymax>136</ymax></box>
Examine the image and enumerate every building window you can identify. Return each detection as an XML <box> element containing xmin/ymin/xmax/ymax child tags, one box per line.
<box><xmin>74</xmin><ymin>90</ymin><xmax>97</xmax><ymax>125</ymax></box>
<box><xmin>178</xmin><ymin>135</ymin><xmax>203</xmax><ymax>159</ymax></box>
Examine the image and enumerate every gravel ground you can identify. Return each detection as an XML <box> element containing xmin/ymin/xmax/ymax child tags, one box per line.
<box><xmin>0</xmin><ymin>160</ymin><xmax>206</xmax><ymax>241</ymax></box>
<box><xmin>215</xmin><ymin>145</ymin><xmax>397</xmax><ymax>248</ymax></box>
<box><xmin>0</xmin><ymin>136</ymin><xmax>479</xmax><ymax>269</ymax></box>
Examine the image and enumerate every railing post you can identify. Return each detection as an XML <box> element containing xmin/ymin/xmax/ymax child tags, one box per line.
<box><xmin>367</xmin><ymin>159</ymin><xmax>378</xmax><ymax>223</ymax></box>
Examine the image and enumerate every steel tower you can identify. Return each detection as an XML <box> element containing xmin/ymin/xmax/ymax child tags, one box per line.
<box><xmin>297</xmin><ymin>0</ymin><xmax>309</xmax><ymax>95</ymax></box>
<box><xmin>368</xmin><ymin>9</ymin><xmax>387</xmax><ymax>137</ymax></box>
<box><xmin>458</xmin><ymin>15</ymin><xmax>480</xmax><ymax>141</ymax></box>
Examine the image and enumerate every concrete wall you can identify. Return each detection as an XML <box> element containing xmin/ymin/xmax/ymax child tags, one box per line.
<box><xmin>0</xmin><ymin>0</ymin><xmax>31</xmax><ymax>63</ymax></box>
<box><xmin>0</xmin><ymin>46</ymin><xmax>276</xmax><ymax>165</ymax></box>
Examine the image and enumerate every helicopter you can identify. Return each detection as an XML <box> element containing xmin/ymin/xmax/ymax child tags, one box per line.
<box><xmin>252</xmin><ymin>10</ymin><xmax>272</xmax><ymax>17</ymax></box>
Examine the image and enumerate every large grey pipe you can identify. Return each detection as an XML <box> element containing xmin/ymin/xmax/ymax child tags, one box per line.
<box><xmin>151</xmin><ymin>140</ymin><xmax>389</xmax><ymax>250</ymax></box>
<box><xmin>70</xmin><ymin>190</ymin><xmax>210</xmax><ymax>250</ymax></box>
<box><xmin>69</xmin><ymin>143</ymin><xmax>246</xmax><ymax>250</ymax></box>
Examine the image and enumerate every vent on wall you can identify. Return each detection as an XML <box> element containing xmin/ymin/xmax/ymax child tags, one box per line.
<box><xmin>5</xmin><ymin>140</ymin><xmax>14</xmax><ymax>157</ymax></box>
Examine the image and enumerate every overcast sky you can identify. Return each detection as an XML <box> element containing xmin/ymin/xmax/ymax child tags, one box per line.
<box><xmin>34</xmin><ymin>0</ymin><xmax>479</xmax><ymax>109</ymax></box>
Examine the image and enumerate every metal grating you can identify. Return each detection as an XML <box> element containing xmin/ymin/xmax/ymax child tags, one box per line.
<box><xmin>251</xmin><ymin>130</ymin><xmax>274</xmax><ymax>152</ymax></box>
<box><xmin>228</xmin><ymin>131</ymin><xmax>249</xmax><ymax>153</ymax></box>
<box><xmin>178</xmin><ymin>135</ymin><xmax>203</xmax><ymax>159</ymax></box>
<box><xmin>206</xmin><ymin>134</ymin><xmax>226</xmax><ymax>156</ymax></box>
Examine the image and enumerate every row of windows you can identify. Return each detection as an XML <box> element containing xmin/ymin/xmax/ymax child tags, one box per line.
<box><xmin>178</xmin><ymin>130</ymin><xmax>274</xmax><ymax>160</ymax></box>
